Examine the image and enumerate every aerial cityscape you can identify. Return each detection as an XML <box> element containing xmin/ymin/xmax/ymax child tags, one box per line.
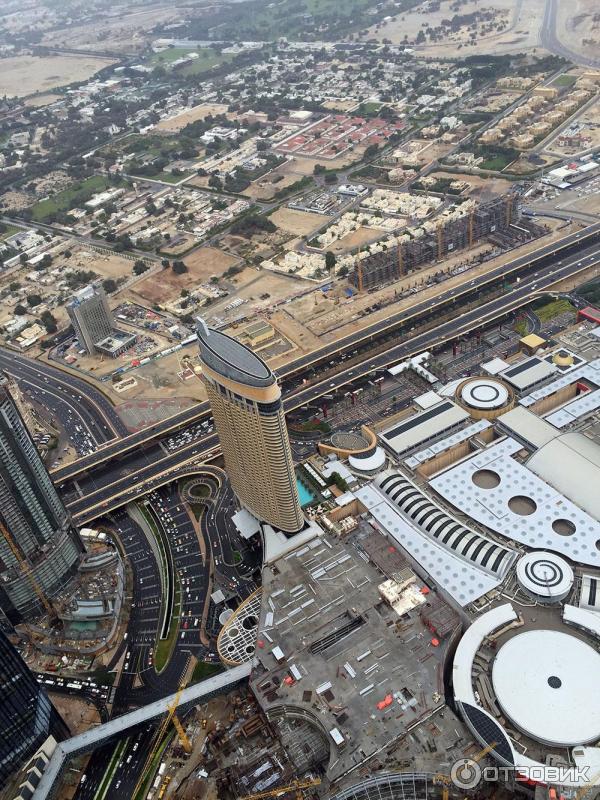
<box><xmin>1</xmin><ymin>1</ymin><xmax>600</xmax><ymax>799</ymax></box>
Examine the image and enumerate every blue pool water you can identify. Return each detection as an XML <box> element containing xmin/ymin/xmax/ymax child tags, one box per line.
<box><xmin>296</xmin><ymin>478</ymin><xmax>316</xmax><ymax>507</ymax></box>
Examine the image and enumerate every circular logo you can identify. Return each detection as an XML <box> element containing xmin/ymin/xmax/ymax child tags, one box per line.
<box><xmin>451</xmin><ymin>757</ymin><xmax>482</xmax><ymax>790</ymax></box>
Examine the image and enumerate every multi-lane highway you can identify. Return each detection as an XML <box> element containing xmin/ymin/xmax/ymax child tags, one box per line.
<box><xmin>50</xmin><ymin>222</ymin><xmax>600</xmax><ymax>484</ymax></box>
<box><xmin>0</xmin><ymin>348</ymin><xmax>128</xmax><ymax>448</ymax></box>
<box><xmin>59</xmin><ymin>234</ymin><xmax>600</xmax><ymax>522</ymax></box>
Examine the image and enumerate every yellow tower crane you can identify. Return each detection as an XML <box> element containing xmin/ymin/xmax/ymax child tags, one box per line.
<box><xmin>0</xmin><ymin>520</ymin><xmax>57</xmax><ymax>621</ymax></box>
<box><xmin>131</xmin><ymin>684</ymin><xmax>193</xmax><ymax>800</ymax></box>
<box><xmin>238</xmin><ymin>777</ymin><xmax>322</xmax><ymax>800</ymax></box>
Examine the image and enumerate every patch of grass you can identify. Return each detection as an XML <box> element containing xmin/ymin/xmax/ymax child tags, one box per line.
<box><xmin>133</xmin><ymin>170</ymin><xmax>192</xmax><ymax>184</ymax></box>
<box><xmin>192</xmin><ymin>660</ymin><xmax>224</xmax><ymax>683</ymax></box>
<box><xmin>357</xmin><ymin>101</ymin><xmax>382</xmax><ymax>115</ymax></box>
<box><xmin>29</xmin><ymin>175</ymin><xmax>118</xmax><ymax>222</ymax></box>
<box><xmin>514</xmin><ymin>319</ymin><xmax>528</xmax><ymax>336</ymax></box>
<box><xmin>533</xmin><ymin>298</ymin><xmax>575</xmax><ymax>323</ymax></box>
<box><xmin>479</xmin><ymin>154</ymin><xmax>513</xmax><ymax>171</ymax></box>
<box><xmin>551</xmin><ymin>74</ymin><xmax>577</xmax><ymax>88</ymax></box>
<box><xmin>149</xmin><ymin>47</ymin><xmax>233</xmax><ymax>76</ymax></box>
<box><xmin>155</xmin><ymin>575</ymin><xmax>181</xmax><ymax>673</ymax></box>
<box><xmin>0</xmin><ymin>223</ymin><xmax>20</xmax><ymax>241</ymax></box>
<box><xmin>185</xmin><ymin>482</ymin><xmax>210</xmax><ymax>499</ymax></box>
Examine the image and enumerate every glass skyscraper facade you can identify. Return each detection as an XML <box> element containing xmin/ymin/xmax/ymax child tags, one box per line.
<box><xmin>0</xmin><ymin>628</ymin><xmax>67</xmax><ymax>786</ymax></box>
<box><xmin>0</xmin><ymin>378</ymin><xmax>83</xmax><ymax>622</ymax></box>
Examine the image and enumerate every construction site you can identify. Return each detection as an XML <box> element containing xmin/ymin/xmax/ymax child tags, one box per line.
<box><xmin>352</xmin><ymin>194</ymin><xmax>523</xmax><ymax>291</ymax></box>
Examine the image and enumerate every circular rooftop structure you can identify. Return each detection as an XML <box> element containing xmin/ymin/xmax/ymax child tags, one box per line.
<box><xmin>456</xmin><ymin>377</ymin><xmax>513</xmax><ymax>419</ymax></box>
<box><xmin>331</xmin><ymin>431</ymin><xmax>370</xmax><ymax>451</ymax></box>
<box><xmin>492</xmin><ymin>629</ymin><xmax>600</xmax><ymax>747</ymax></box>
<box><xmin>516</xmin><ymin>551</ymin><xmax>574</xmax><ymax>603</ymax></box>
<box><xmin>349</xmin><ymin>447</ymin><xmax>386</xmax><ymax>474</ymax></box>
<box><xmin>553</xmin><ymin>349</ymin><xmax>574</xmax><ymax>368</ymax></box>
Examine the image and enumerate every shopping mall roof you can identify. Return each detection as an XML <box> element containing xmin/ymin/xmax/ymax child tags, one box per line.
<box><xmin>430</xmin><ymin>436</ymin><xmax>600</xmax><ymax>565</ymax></box>
<box><xmin>496</xmin><ymin>406</ymin><xmax>558</xmax><ymax>449</ymax></box>
<box><xmin>519</xmin><ymin>357</ymin><xmax>600</xmax><ymax>409</ymax></box>
<box><xmin>526</xmin><ymin>432</ymin><xmax>600</xmax><ymax>522</ymax></box>
<box><xmin>499</xmin><ymin>356</ymin><xmax>557</xmax><ymax>392</ymax></box>
<box><xmin>492</xmin><ymin>629</ymin><xmax>600</xmax><ymax>747</ymax></box>
<box><xmin>355</xmin><ymin>474</ymin><xmax>515</xmax><ymax>606</ymax></box>
<box><xmin>379</xmin><ymin>400</ymin><xmax>469</xmax><ymax>456</ymax></box>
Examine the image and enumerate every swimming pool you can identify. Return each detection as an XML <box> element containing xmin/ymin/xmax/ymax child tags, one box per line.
<box><xmin>296</xmin><ymin>478</ymin><xmax>316</xmax><ymax>507</ymax></box>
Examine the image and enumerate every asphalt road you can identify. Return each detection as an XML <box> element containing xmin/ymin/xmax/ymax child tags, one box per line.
<box><xmin>75</xmin><ymin>478</ymin><xmax>220</xmax><ymax>800</ymax></box>
<box><xmin>63</xmin><ymin>238</ymin><xmax>600</xmax><ymax>521</ymax></box>
<box><xmin>50</xmin><ymin>222</ymin><xmax>600</xmax><ymax>485</ymax></box>
<box><xmin>539</xmin><ymin>0</ymin><xmax>600</xmax><ymax>69</ymax></box>
<box><xmin>0</xmin><ymin>348</ymin><xmax>128</xmax><ymax>449</ymax></box>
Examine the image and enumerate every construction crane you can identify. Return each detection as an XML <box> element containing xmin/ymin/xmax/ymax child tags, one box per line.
<box><xmin>131</xmin><ymin>684</ymin><xmax>192</xmax><ymax>800</ymax></box>
<box><xmin>0</xmin><ymin>520</ymin><xmax>57</xmax><ymax>621</ymax></box>
<box><xmin>238</xmin><ymin>777</ymin><xmax>322</xmax><ymax>800</ymax></box>
<box><xmin>433</xmin><ymin>742</ymin><xmax>498</xmax><ymax>795</ymax></box>
<box><xmin>167</xmin><ymin>689</ymin><xmax>192</xmax><ymax>754</ymax></box>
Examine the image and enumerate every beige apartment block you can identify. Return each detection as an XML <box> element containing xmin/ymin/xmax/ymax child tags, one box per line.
<box><xmin>533</xmin><ymin>86</ymin><xmax>559</xmax><ymax>100</ymax></box>
<box><xmin>196</xmin><ymin>320</ymin><xmax>304</xmax><ymax>534</ymax></box>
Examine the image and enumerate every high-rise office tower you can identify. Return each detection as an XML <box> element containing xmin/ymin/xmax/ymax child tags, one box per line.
<box><xmin>0</xmin><ymin>378</ymin><xmax>83</xmax><ymax>622</ymax></box>
<box><xmin>66</xmin><ymin>285</ymin><xmax>114</xmax><ymax>354</ymax></box>
<box><xmin>0</xmin><ymin>628</ymin><xmax>68</xmax><ymax>786</ymax></box>
<box><xmin>196</xmin><ymin>320</ymin><xmax>304</xmax><ymax>534</ymax></box>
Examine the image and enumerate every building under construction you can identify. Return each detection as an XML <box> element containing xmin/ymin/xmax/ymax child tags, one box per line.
<box><xmin>352</xmin><ymin>194</ymin><xmax>520</xmax><ymax>291</ymax></box>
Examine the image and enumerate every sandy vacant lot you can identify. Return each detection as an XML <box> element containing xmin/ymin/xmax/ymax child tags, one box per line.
<box><xmin>269</xmin><ymin>208</ymin><xmax>327</xmax><ymax>236</ymax></box>
<box><xmin>322</xmin><ymin>99</ymin><xmax>360</xmax><ymax>112</ymax></box>
<box><xmin>242</xmin><ymin>169</ymin><xmax>300</xmax><ymax>201</ymax></box>
<box><xmin>41</xmin><ymin>7</ymin><xmax>185</xmax><ymax>52</ymax></box>
<box><xmin>281</xmin><ymin>152</ymin><xmax>360</xmax><ymax>177</ymax></box>
<box><xmin>132</xmin><ymin>247</ymin><xmax>240</xmax><ymax>305</ymax></box>
<box><xmin>0</xmin><ymin>54</ymin><xmax>115</xmax><ymax>97</ymax></box>
<box><xmin>429</xmin><ymin>171</ymin><xmax>514</xmax><ymax>199</ymax></box>
<box><xmin>557</xmin><ymin>0</ymin><xmax>600</xmax><ymax>63</ymax></box>
<box><xmin>330</xmin><ymin>226</ymin><xmax>383</xmax><ymax>254</ymax></box>
<box><xmin>154</xmin><ymin>103</ymin><xmax>229</xmax><ymax>133</ymax></box>
<box><xmin>24</xmin><ymin>92</ymin><xmax>62</xmax><ymax>108</ymax></box>
<box><xmin>205</xmin><ymin>266</ymin><xmax>313</xmax><ymax>317</ymax></box>
<box><xmin>370</xmin><ymin>0</ymin><xmax>547</xmax><ymax>58</ymax></box>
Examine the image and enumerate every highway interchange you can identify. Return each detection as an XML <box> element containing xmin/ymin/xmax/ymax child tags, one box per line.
<box><xmin>3</xmin><ymin>223</ymin><xmax>599</xmax><ymax>800</ymax></box>
<box><xmin>38</xmin><ymin>227</ymin><xmax>600</xmax><ymax>525</ymax></box>
<box><xmin>71</xmin><ymin>475</ymin><xmax>257</xmax><ymax>799</ymax></box>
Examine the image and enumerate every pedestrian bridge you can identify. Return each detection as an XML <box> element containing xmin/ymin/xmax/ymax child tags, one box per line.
<box><xmin>32</xmin><ymin>661</ymin><xmax>253</xmax><ymax>800</ymax></box>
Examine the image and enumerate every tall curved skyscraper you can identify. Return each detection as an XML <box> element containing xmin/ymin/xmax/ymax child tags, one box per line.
<box><xmin>196</xmin><ymin>320</ymin><xmax>304</xmax><ymax>534</ymax></box>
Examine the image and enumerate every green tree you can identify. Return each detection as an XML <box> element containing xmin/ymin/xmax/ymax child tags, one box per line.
<box><xmin>133</xmin><ymin>261</ymin><xmax>149</xmax><ymax>275</ymax></box>
<box><xmin>172</xmin><ymin>260</ymin><xmax>188</xmax><ymax>275</ymax></box>
<box><xmin>102</xmin><ymin>278</ymin><xmax>117</xmax><ymax>294</ymax></box>
<box><xmin>40</xmin><ymin>310</ymin><xmax>57</xmax><ymax>333</ymax></box>
<box><xmin>26</xmin><ymin>294</ymin><xmax>42</xmax><ymax>307</ymax></box>
<box><xmin>325</xmin><ymin>251</ymin><xmax>336</xmax><ymax>273</ymax></box>
<box><xmin>14</xmin><ymin>304</ymin><xmax>27</xmax><ymax>316</ymax></box>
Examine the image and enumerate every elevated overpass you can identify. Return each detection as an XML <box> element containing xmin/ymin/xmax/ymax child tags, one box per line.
<box><xmin>67</xmin><ymin>243</ymin><xmax>600</xmax><ymax>523</ymax></box>
<box><xmin>53</xmin><ymin>222</ymin><xmax>600</xmax><ymax>486</ymax></box>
